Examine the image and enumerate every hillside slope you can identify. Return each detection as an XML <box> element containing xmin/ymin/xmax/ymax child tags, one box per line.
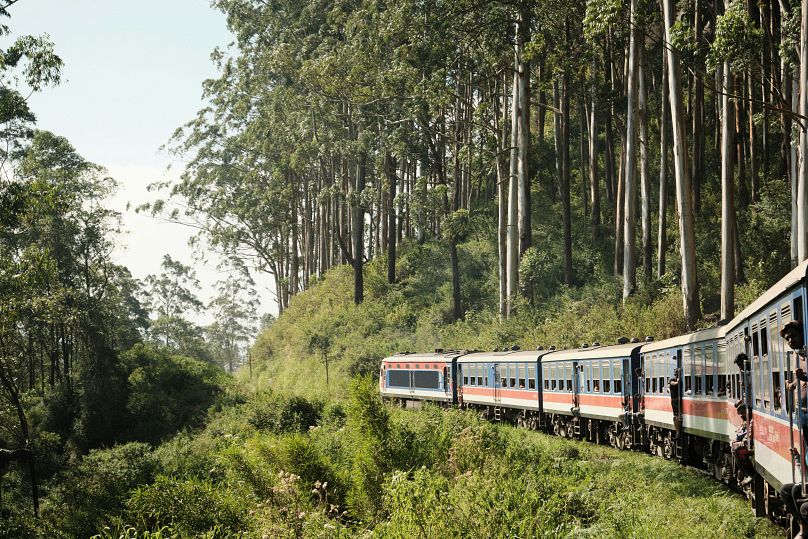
<box><xmin>247</xmin><ymin>238</ymin><xmax>702</xmax><ymax>398</ymax></box>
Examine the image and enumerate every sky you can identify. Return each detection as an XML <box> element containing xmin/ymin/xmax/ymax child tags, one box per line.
<box><xmin>6</xmin><ymin>0</ymin><xmax>277</xmax><ymax>323</ymax></box>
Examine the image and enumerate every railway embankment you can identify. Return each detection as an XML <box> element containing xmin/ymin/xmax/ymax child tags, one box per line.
<box><xmin>82</xmin><ymin>379</ymin><xmax>780</xmax><ymax>537</ymax></box>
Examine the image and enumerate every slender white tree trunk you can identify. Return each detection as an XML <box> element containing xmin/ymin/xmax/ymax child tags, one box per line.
<box><xmin>497</xmin><ymin>76</ymin><xmax>509</xmax><ymax>319</ymax></box>
<box><xmin>516</xmin><ymin>14</ymin><xmax>531</xmax><ymax>259</ymax></box>
<box><xmin>658</xmin><ymin>53</ymin><xmax>669</xmax><ymax>278</ymax></box>
<box><xmin>663</xmin><ymin>0</ymin><xmax>699</xmax><ymax>328</ymax></box>
<box><xmin>798</xmin><ymin>0</ymin><xmax>808</xmax><ymax>262</ymax></box>
<box><xmin>623</xmin><ymin>0</ymin><xmax>640</xmax><ymax>299</ymax></box>
<box><xmin>721</xmin><ymin>62</ymin><xmax>735</xmax><ymax>320</ymax></box>
<box><xmin>506</xmin><ymin>65</ymin><xmax>520</xmax><ymax>316</ymax></box>
<box><xmin>639</xmin><ymin>51</ymin><xmax>651</xmax><ymax>284</ymax></box>
<box><xmin>793</xmin><ymin>74</ymin><xmax>799</xmax><ymax>267</ymax></box>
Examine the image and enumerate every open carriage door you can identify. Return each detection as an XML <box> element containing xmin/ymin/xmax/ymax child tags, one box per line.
<box><xmin>492</xmin><ymin>364</ymin><xmax>501</xmax><ymax>404</ymax></box>
<box><xmin>673</xmin><ymin>349</ymin><xmax>685</xmax><ymax>459</ymax></box>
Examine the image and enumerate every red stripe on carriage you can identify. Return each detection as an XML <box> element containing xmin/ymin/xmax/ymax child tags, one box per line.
<box><xmin>681</xmin><ymin>398</ymin><xmax>731</xmax><ymax>420</ymax></box>
<box><xmin>578</xmin><ymin>394</ymin><xmax>623</xmax><ymax>407</ymax></box>
<box><xmin>751</xmin><ymin>411</ymin><xmax>803</xmax><ymax>463</ymax></box>
<box><xmin>461</xmin><ymin>386</ymin><xmax>538</xmax><ymax>401</ymax></box>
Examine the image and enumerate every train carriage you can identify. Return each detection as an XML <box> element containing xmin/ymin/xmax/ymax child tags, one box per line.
<box><xmin>379</xmin><ymin>350</ymin><xmax>462</xmax><ymax>407</ymax></box>
<box><xmin>640</xmin><ymin>327</ymin><xmax>732</xmax><ymax>463</ymax></box>
<box><xmin>722</xmin><ymin>259</ymin><xmax>808</xmax><ymax>512</ymax></box>
<box><xmin>457</xmin><ymin>349</ymin><xmax>550</xmax><ymax>426</ymax></box>
<box><xmin>540</xmin><ymin>343</ymin><xmax>643</xmax><ymax>447</ymax></box>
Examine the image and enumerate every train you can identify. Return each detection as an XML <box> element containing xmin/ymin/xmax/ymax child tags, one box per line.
<box><xmin>379</xmin><ymin>259</ymin><xmax>808</xmax><ymax>531</ymax></box>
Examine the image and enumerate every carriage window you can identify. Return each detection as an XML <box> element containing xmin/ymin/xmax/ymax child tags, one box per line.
<box><xmin>658</xmin><ymin>353</ymin><xmax>666</xmax><ymax>394</ymax></box>
<box><xmin>463</xmin><ymin>367</ymin><xmax>469</xmax><ymax>385</ymax></box>
<box><xmin>518</xmin><ymin>364</ymin><xmax>526</xmax><ymax>389</ymax></box>
<box><xmin>485</xmin><ymin>364</ymin><xmax>489</xmax><ymax>386</ymax></box>
<box><xmin>603</xmin><ymin>361</ymin><xmax>611</xmax><ymax>393</ymax></box>
<box><xmin>586</xmin><ymin>363</ymin><xmax>591</xmax><ymax>392</ymax></box>
<box><xmin>613</xmin><ymin>360</ymin><xmax>622</xmax><ymax>393</ymax></box>
<box><xmin>760</xmin><ymin>326</ymin><xmax>769</xmax><ymax>357</ymax></box>
<box><xmin>565</xmin><ymin>364</ymin><xmax>573</xmax><ymax>392</ymax></box>
<box><xmin>694</xmin><ymin>347</ymin><xmax>703</xmax><ymax>395</ymax></box>
<box><xmin>592</xmin><ymin>362</ymin><xmax>600</xmax><ymax>392</ymax></box>
<box><xmin>477</xmin><ymin>364</ymin><xmax>483</xmax><ymax>386</ymax></box>
<box><xmin>683</xmin><ymin>348</ymin><xmax>692</xmax><ymax>394</ymax></box>
<box><xmin>717</xmin><ymin>343</ymin><xmax>727</xmax><ymax>397</ymax></box>
<box><xmin>551</xmin><ymin>366</ymin><xmax>556</xmax><ymax>390</ymax></box>
<box><xmin>705</xmin><ymin>345</ymin><xmax>715</xmax><ymax>396</ymax></box>
<box><xmin>527</xmin><ymin>364</ymin><xmax>535</xmax><ymax>389</ymax></box>
<box><xmin>771</xmin><ymin>310</ymin><xmax>783</xmax><ymax>412</ymax></box>
<box><xmin>543</xmin><ymin>366</ymin><xmax>549</xmax><ymax>389</ymax></box>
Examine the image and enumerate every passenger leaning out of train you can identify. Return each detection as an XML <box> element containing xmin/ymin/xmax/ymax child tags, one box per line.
<box><xmin>782</xmin><ymin>321</ymin><xmax>808</xmax><ymax>408</ymax></box>
<box><xmin>668</xmin><ymin>369</ymin><xmax>681</xmax><ymax>416</ymax></box>
<box><xmin>781</xmin><ymin>320</ymin><xmax>808</xmax><ymax>538</ymax></box>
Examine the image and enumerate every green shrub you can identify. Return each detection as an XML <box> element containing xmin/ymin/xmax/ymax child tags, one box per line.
<box><xmin>123</xmin><ymin>344</ymin><xmax>228</xmax><ymax>444</ymax></box>
<box><xmin>247</xmin><ymin>392</ymin><xmax>322</xmax><ymax>434</ymax></box>
<box><xmin>44</xmin><ymin>442</ymin><xmax>157</xmax><ymax>538</ymax></box>
<box><xmin>124</xmin><ymin>475</ymin><xmax>250</xmax><ymax>537</ymax></box>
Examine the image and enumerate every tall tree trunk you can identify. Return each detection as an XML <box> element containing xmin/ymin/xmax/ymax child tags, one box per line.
<box><xmin>352</xmin><ymin>154</ymin><xmax>366</xmax><ymax>304</ymax></box>
<box><xmin>639</xmin><ymin>51</ymin><xmax>652</xmax><ymax>285</ymax></box>
<box><xmin>664</xmin><ymin>0</ymin><xmax>700</xmax><ymax>328</ymax></box>
<box><xmin>658</xmin><ymin>52</ymin><xmax>669</xmax><ymax>278</ymax></box>
<box><xmin>562</xmin><ymin>55</ymin><xmax>573</xmax><ymax>286</ymax></box>
<box><xmin>799</xmin><ymin>0</ymin><xmax>808</xmax><ymax>262</ymax></box>
<box><xmin>589</xmin><ymin>87</ymin><xmax>600</xmax><ymax>243</ymax></box>
<box><xmin>506</xmin><ymin>66</ymin><xmax>520</xmax><ymax>315</ymax></box>
<box><xmin>721</xmin><ymin>65</ymin><xmax>736</xmax><ymax>320</ymax></box>
<box><xmin>496</xmin><ymin>75</ymin><xmax>509</xmax><ymax>319</ymax></box>
<box><xmin>386</xmin><ymin>153</ymin><xmax>397</xmax><ymax>284</ymax></box>
<box><xmin>517</xmin><ymin>11</ymin><xmax>531</xmax><ymax>262</ymax></box>
<box><xmin>623</xmin><ymin>0</ymin><xmax>641</xmax><ymax>299</ymax></box>
<box><xmin>748</xmin><ymin>72</ymin><xmax>759</xmax><ymax>203</ymax></box>
<box><xmin>792</xmin><ymin>72</ymin><xmax>800</xmax><ymax>267</ymax></box>
<box><xmin>691</xmin><ymin>0</ymin><xmax>704</xmax><ymax>213</ymax></box>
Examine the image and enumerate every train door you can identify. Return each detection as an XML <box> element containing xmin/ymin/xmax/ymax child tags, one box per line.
<box><xmin>573</xmin><ymin>361</ymin><xmax>582</xmax><ymax>410</ymax></box>
<box><xmin>673</xmin><ymin>349</ymin><xmax>683</xmax><ymax>426</ymax></box>
<box><xmin>493</xmin><ymin>364</ymin><xmax>501</xmax><ymax>404</ymax></box>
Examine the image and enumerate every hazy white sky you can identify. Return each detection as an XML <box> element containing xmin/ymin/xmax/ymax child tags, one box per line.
<box><xmin>7</xmin><ymin>0</ymin><xmax>277</xmax><ymax>322</ymax></box>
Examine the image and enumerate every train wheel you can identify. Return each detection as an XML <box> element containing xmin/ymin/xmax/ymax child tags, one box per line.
<box><xmin>663</xmin><ymin>432</ymin><xmax>675</xmax><ymax>460</ymax></box>
<box><xmin>607</xmin><ymin>424</ymin><xmax>618</xmax><ymax>448</ymax></box>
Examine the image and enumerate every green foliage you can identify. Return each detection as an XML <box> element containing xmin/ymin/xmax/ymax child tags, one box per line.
<box><xmin>44</xmin><ymin>443</ymin><xmax>157</xmax><ymax>538</ymax></box>
<box><xmin>346</xmin><ymin>376</ymin><xmax>392</xmax><ymax>522</ymax></box>
<box><xmin>709</xmin><ymin>0</ymin><xmax>762</xmax><ymax>70</ymax></box>
<box><xmin>124</xmin><ymin>475</ymin><xmax>250</xmax><ymax>537</ymax></box>
<box><xmin>247</xmin><ymin>391</ymin><xmax>323</xmax><ymax>434</ymax></box>
<box><xmin>123</xmin><ymin>344</ymin><xmax>229</xmax><ymax>444</ymax></box>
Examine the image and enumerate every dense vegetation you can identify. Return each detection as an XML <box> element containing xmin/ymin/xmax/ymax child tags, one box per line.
<box><xmin>1</xmin><ymin>0</ymin><xmax>806</xmax><ymax>535</ymax></box>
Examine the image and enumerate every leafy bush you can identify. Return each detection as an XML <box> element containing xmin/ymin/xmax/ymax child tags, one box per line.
<box><xmin>123</xmin><ymin>344</ymin><xmax>228</xmax><ymax>443</ymax></box>
<box><xmin>124</xmin><ymin>475</ymin><xmax>250</xmax><ymax>537</ymax></box>
<box><xmin>247</xmin><ymin>392</ymin><xmax>322</xmax><ymax>434</ymax></box>
<box><xmin>44</xmin><ymin>442</ymin><xmax>157</xmax><ymax>538</ymax></box>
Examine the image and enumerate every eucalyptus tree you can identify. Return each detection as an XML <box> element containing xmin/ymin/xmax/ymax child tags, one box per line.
<box><xmin>207</xmin><ymin>276</ymin><xmax>257</xmax><ymax>372</ymax></box>
<box><xmin>663</xmin><ymin>0</ymin><xmax>699</xmax><ymax>328</ymax></box>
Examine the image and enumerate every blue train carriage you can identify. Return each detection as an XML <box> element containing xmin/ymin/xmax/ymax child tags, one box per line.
<box><xmin>639</xmin><ymin>327</ymin><xmax>731</xmax><ymax>465</ymax></box>
<box><xmin>721</xmin><ymin>259</ymin><xmax>808</xmax><ymax>518</ymax></box>
<box><xmin>456</xmin><ymin>349</ymin><xmax>552</xmax><ymax>428</ymax></box>
<box><xmin>540</xmin><ymin>342</ymin><xmax>643</xmax><ymax>448</ymax></box>
<box><xmin>379</xmin><ymin>349</ymin><xmax>463</xmax><ymax>408</ymax></box>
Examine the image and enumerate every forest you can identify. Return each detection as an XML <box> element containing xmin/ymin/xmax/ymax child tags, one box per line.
<box><xmin>0</xmin><ymin>0</ymin><xmax>806</xmax><ymax>535</ymax></box>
